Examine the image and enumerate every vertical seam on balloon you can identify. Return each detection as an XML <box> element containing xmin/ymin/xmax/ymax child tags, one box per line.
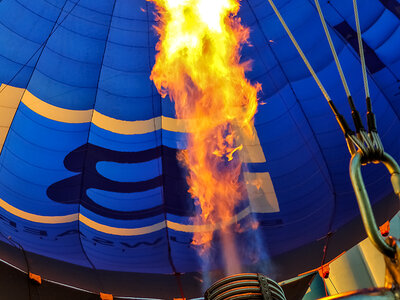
<box><xmin>327</xmin><ymin>2</ymin><xmax>400</xmax><ymax>127</ymax></box>
<box><xmin>145</xmin><ymin>2</ymin><xmax>183</xmax><ymax>294</ymax></box>
<box><xmin>0</xmin><ymin>0</ymin><xmax>78</xmax><ymax>236</ymax></box>
<box><xmin>245</xmin><ymin>0</ymin><xmax>337</xmax><ymax>210</ymax></box>
<box><xmin>0</xmin><ymin>0</ymin><xmax>82</xmax><ymax>182</ymax></box>
<box><xmin>0</xmin><ymin>0</ymin><xmax>81</xmax><ymax>295</ymax></box>
<box><xmin>0</xmin><ymin>0</ymin><xmax>79</xmax><ymax>163</ymax></box>
<box><xmin>0</xmin><ymin>0</ymin><xmax>80</xmax><ymax>94</ymax></box>
<box><xmin>75</xmin><ymin>0</ymin><xmax>117</xmax><ymax>293</ymax></box>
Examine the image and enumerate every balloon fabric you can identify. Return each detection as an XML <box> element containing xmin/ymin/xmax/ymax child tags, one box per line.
<box><xmin>0</xmin><ymin>0</ymin><xmax>399</xmax><ymax>297</ymax></box>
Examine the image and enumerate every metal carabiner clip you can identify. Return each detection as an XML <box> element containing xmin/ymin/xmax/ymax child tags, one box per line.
<box><xmin>349</xmin><ymin>151</ymin><xmax>400</xmax><ymax>258</ymax></box>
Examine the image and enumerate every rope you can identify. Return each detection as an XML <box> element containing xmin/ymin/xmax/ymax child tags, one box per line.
<box><xmin>313</xmin><ymin>0</ymin><xmax>369</xmax><ymax>134</ymax></box>
<box><xmin>320</xmin><ymin>234</ymin><xmax>330</xmax><ymax>297</ymax></box>
<box><xmin>351</xmin><ymin>0</ymin><xmax>383</xmax><ymax>161</ymax></box>
<box><xmin>3</xmin><ymin>235</ymin><xmax>33</xmax><ymax>300</ymax></box>
<box><xmin>174</xmin><ymin>273</ymin><xmax>185</xmax><ymax>299</ymax></box>
<box><xmin>267</xmin><ymin>0</ymin><xmax>359</xmax><ymax>142</ymax></box>
<box><xmin>352</xmin><ymin>0</ymin><xmax>384</xmax><ymax>158</ymax></box>
<box><xmin>328</xmin><ymin>278</ymin><xmax>339</xmax><ymax>294</ymax></box>
<box><xmin>267</xmin><ymin>0</ymin><xmax>386</xmax><ymax>161</ymax></box>
<box><xmin>313</xmin><ymin>0</ymin><xmax>351</xmax><ymax>101</ymax></box>
<box><xmin>352</xmin><ymin>0</ymin><xmax>370</xmax><ymax>101</ymax></box>
<box><xmin>266</xmin><ymin>0</ymin><xmax>332</xmax><ymax>104</ymax></box>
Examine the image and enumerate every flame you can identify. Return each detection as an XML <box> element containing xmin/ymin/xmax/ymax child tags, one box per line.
<box><xmin>149</xmin><ymin>0</ymin><xmax>260</xmax><ymax>266</ymax></box>
<box><xmin>251</xmin><ymin>177</ymin><xmax>263</xmax><ymax>190</ymax></box>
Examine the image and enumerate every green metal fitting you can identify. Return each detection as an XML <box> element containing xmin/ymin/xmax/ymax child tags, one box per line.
<box><xmin>349</xmin><ymin>151</ymin><xmax>400</xmax><ymax>258</ymax></box>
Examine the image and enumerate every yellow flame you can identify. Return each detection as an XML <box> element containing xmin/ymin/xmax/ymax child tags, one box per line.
<box><xmin>149</xmin><ymin>0</ymin><xmax>260</xmax><ymax>256</ymax></box>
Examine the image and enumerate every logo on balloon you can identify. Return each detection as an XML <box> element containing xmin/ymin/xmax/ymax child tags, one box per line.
<box><xmin>47</xmin><ymin>143</ymin><xmax>195</xmax><ymax>220</ymax></box>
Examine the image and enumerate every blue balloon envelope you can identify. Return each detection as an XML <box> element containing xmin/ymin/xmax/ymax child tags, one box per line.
<box><xmin>0</xmin><ymin>0</ymin><xmax>399</xmax><ymax>297</ymax></box>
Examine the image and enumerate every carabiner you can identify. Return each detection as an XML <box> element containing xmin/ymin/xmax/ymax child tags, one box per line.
<box><xmin>349</xmin><ymin>151</ymin><xmax>400</xmax><ymax>258</ymax></box>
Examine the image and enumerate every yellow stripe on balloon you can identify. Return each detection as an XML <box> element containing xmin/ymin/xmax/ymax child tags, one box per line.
<box><xmin>0</xmin><ymin>197</ymin><xmax>255</xmax><ymax>236</ymax></box>
<box><xmin>0</xmin><ymin>198</ymin><xmax>78</xmax><ymax>224</ymax></box>
<box><xmin>78</xmin><ymin>214</ymin><xmax>167</xmax><ymax>236</ymax></box>
<box><xmin>22</xmin><ymin>89</ymin><xmax>92</xmax><ymax>123</ymax></box>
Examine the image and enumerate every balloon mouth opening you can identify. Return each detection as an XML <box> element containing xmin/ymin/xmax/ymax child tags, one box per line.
<box><xmin>204</xmin><ymin>273</ymin><xmax>286</xmax><ymax>300</ymax></box>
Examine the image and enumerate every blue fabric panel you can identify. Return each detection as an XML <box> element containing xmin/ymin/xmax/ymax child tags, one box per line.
<box><xmin>0</xmin><ymin>103</ymin><xmax>87</xmax><ymax>215</ymax></box>
<box><xmin>79</xmin><ymin>222</ymin><xmax>173</xmax><ymax>273</ymax></box>
<box><xmin>363</xmin><ymin>10</ymin><xmax>399</xmax><ymax>49</ymax></box>
<box><xmin>375</xmin><ymin>25</ymin><xmax>400</xmax><ymax>65</ymax></box>
<box><xmin>89</xmin><ymin>124</ymin><xmax>162</xmax><ymax>152</ymax></box>
<box><xmin>0</xmin><ymin>54</ymin><xmax>35</xmax><ymax>87</ymax></box>
<box><xmin>161</xmin><ymin>95</ymin><xmax>178</xmax><ymax>118</ymax></box>
<box><xmin>79</xmin><ymin>206</ymin><xmax>165</xmax><ymax>229</ymax></box>
<box><xmin>334</xmin><ymin>21</ymin><xmax>386</xmax><ymax>73</ymax></box>
<box><xmin>86</xmin><ymin>188</ymin><xmax>163</xmax><ymax>212</ymax></box>
<box><xmin>168</xmin><ymin>229</ymin><xmax>201</xmax><ymax>273</ymax></box>
<box><xmin>94</xmin><ymin>69</ymin><xmax>157</xmax><ymax>121</ymax></box>
<box><xmin>0</xmin><ymin>211</ymin><xmax>91</xmax><ymax>267</ymax></box>
<box><xmin>162</xmin><ymin>130</ymin><xmax>187</xmax><ymax>149</ymax></box>
<box><xmin>162</xmin><ymin>147</ymin><xmax>194</xmax><ymax>217</ymax></box>
<box><xmin>372</xmin><ymin>68</ymin><xmax>400</xmax><ymax>117</ymax></box>
<box><xmin>0</xmin><ymin>0</ymin><xmax>58</xmax><ymax>87</ymax></box>
<box><xmin>28</xmin><ymin>0</ymin><xmax>114</xmax><ymax>110</ymax></box>
<box><xmin>93</xmin><ymin>0</ymin><xmax>160</xmax><ymax>121</ymax></box>
<box><xmin>380</xmin><ymin>0</ymin><xmax>400</xmax><ymax>19</ymax></box>
<box><xmin>0</xmin><ymin>0</ymin><xmax>58</xmax><ymax>43</ymax></box>
<box><xmin>104</xmin><ymin>43</ymin><xmax>149</xmax><ymax>73</ymax></box>
<box><xmin>96</xmin><ymin>159</ymin><xmax>161</xmax><ymax>183</ymax></box>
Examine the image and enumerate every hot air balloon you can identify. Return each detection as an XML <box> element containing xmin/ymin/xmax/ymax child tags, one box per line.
<box><xmin>0</xmin><ymin>0</ymin><xmax>399</xmax><ymax>298</ymax></box>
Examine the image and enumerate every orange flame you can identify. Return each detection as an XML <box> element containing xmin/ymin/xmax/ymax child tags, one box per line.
<box><xmin>149</xmin><ymin>0</ymin><xmax>260</xmax><ymax>257</ymax></box>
